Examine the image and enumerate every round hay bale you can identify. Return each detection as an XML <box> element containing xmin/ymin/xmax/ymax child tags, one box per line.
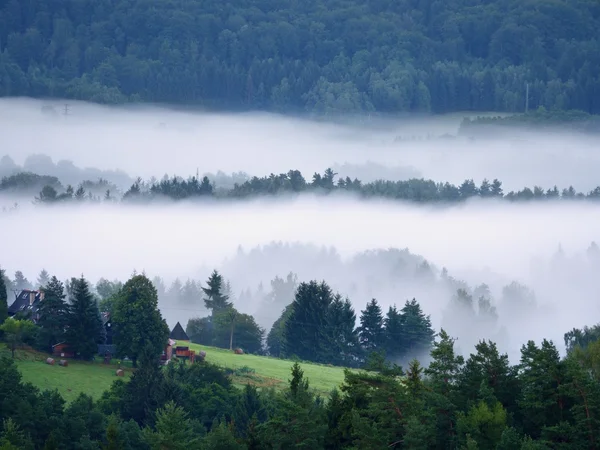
<box><xmin>45</xmin><ymin>358</ymin><xmax>55</xmax><ymax>365</ymax></box>
<box><xmin>116</xmin><ymin>369</ymin><xmax>125</xmax><ymax>377</ymax></box>
<box><xmin>199</xmin><ymin>351</ymin><xmax>206</xmax><ymax>358</ymax></box>
<box><xmin>59</xmin><ymin>360</ymin><xmax>68</xmax><ymax>367</ymax></box>
<box><xmin>234</xmin><ymin>348</ymin><xmax>244</xmax><ymax>355</ymax></box>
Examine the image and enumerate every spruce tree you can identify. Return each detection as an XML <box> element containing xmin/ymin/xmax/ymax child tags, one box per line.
<box><xmin>284</xmin><ymin>281</ymin><xmax>333</xmax><ymax>362</ymax></box>
<box><xmin>36</xmin><ymin>276</ymin><xmax>68</xmax><ymax>352</ymax></box>
<box><xmin>0</xmin><ymin>268</ymin><xmax>8</xmax><ymax>324</ymax></box>
<box><xmin>202</xmin><ymin>270</ymin><xmax>232</xmax><ymax>314</ymax></box>
<box><xmin>322</xmin><ymin>295</ymin><xmax>360</xmax><ymax>366</ymax></box>
<box><xmin>112</xmin><ymin>275</ymin><xmax>169</xmax><ymax>367</ymax></box>
<box><xmin>36</xmin><ymin>270</ymin><xmax>50</xmax><ymax>289</ymax></box>
<box><xmin>13</xmin><ymin>271</ymin><xmax>32</xmax><ymax>291</ymax></box>
<box><xmin>400</xmin><ymin>299</ymin><xmax>435</xmax><ymax>359</ymax></box>
<box><xmin>65</xmin><ymin>277</ymin><xmax>105</xmax><ymax>360</ymax></box>
<box><xmin>383</xmin><ymin>305</ymin><xmax>403</xmax><ymax>360</ymax></box>
<box><xmin>358</xmin><ymin>299</ymin><xmax>385</xmax><ymax>354</ymax></box>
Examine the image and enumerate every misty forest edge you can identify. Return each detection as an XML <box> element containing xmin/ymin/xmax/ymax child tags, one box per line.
<box><xmin>3</xmin><ymin>265</ymin><xmax>600</xmax><ymax>449</ymax></box>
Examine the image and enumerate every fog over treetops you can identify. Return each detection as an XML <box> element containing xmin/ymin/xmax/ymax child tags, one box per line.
<box><xmin>3</xmin><ymin>195</ymin><xmax>600</xmax><ymax>361</ymax></box>
<box><xmin>3</xmin><ymin>97</ymin><xmax>600</xmax><ymax>363</ymax></box>
<box><xmin>2</xmin><ymin>98</ymin><xmax>600</xmax><ymax>191</ymax></box>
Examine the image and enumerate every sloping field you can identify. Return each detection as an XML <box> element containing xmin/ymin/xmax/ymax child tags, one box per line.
<box><xmin>182</xmin><ymin>342</ymin><xmax>350</xmax><ymax>395</ymax></box>
<box><xmin>8</xmin><ymin>344</ymin><xmax>350</xmax><ymax>402</ymax></box>
<box><xmin>5</xmin><ymin>348</ymin><xmax>132</xmax><ymax>403</ymax></box>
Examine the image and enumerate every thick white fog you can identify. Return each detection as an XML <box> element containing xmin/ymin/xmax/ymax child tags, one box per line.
<box><xmin>2</xmin><ymin>97</ymin><xmax>600</xmax><ymax>192</ymax></box>
<box><xmin>2</xmin><ymin>196</ymin><xmax>600</xmax><ymax>362</ymax></box>
<box><xmin>3</xmin><ymin>97</ymin><xmax>600</xmax><ymax>363</ymax></box>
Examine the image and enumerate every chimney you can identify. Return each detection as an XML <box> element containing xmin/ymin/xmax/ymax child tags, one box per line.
<box><xmin>29</xmin><ymin>292</ymin><xmax>35</xmax><ymax>306</ymax></box>
<box><xmin>39</xmin><ymin>291</ymin><xmax>45</xmax><ymax>301</ymax></box>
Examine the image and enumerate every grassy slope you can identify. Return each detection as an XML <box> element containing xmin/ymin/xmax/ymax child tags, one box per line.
<box><xmin>7</xmin><ymin>343</ymin><xmax>350</xmax><ymax>402</ymax></box>
<box><xmin>3</xmin><ymin>347</ymin><xmax>132</xmax><ymax>403</ymax></box>
<box><xmin>182</xmin><ymin>342</ymin><xmax>349</xmax><ymax>395</ymax></box>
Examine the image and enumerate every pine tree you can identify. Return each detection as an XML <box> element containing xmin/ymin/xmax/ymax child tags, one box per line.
<box><xmin>36</xmin><ymin>276</ymin><xmax>68</xmax><ymax>353</ymax></box>
<box><xmin>383</xmin><ymin>305</ymin><xmax>403</xmax><ymax>359</ymax></box>
<box><xmin>36</xmin><ymin>270</ymin><xmax>50</xmax><ymax>289</ymax></box>
<box><xmin>65</xmin><ymin>277</ymin><xmax>105</xmax><ymax>360</ymax></box>
<box><xmin>122</xmin><ymin>343</ymin><xmax>169</xmax><ymax>425</ymax></box>
<box><xmin>283</xmin><ymin>281</ymin><xmax>333</xmax><ymax>362</ymax></box>
<box><xmin>0</xmin><ymin>268</ymin><xmax>8</xmax><ymax>324</ymax></box>
<box><xmin>142</xmin><ymin>401</ymin><xmax>201</xmax><ymax>450</ymax></box>
<box><xmin>358</xmin><ymin>299</ymin><xmax>385</xmax><ymax>354</ymax></box>
<box><xmin>322</xmin><ymin>295</ymin><xmax>360</xmax><ymax>366</ymax></box>
<box><xmin>266</xmin><ymin>304</ymin><xmax>293</xmax><ymax>357</ymax></box>
<box><xmin>400</xmin><ymin>299</ymin><xmax>436</xmax><ymax>359</ymax></box>
<box><xmin>13</xmin><ymin>271</ymin><xmax>32</xmax><ymax>291</ymax></box>
<box><xmin>112</xmin><ymin>275</ymin><xmax>169</xmax><ymax>367</ymax></box>
<box><xmin>202</xmin><ymin>270</ymin><xmax>232</xmax><ymax>314</ymax></box>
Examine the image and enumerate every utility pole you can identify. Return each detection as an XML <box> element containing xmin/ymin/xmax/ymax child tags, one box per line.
<box><xmin>525</xmin><ymin>83</ymin><xmax>529</xmax><ymax>113</ymax></box>
<box><xmin>63</xmin><ymin>103</ymin><xmax>70</xmax><ymax>117</ymax></box>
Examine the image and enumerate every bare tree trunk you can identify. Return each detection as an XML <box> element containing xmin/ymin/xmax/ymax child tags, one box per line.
<box><xmin>229</xmin><ymin>321</ymin><xmax>235</xmax><ymax>350</ymax></box>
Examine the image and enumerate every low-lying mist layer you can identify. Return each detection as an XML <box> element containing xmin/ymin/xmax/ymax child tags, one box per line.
<box><xmin>2</xmin><ymin>196</ymin><xmax>600</xmax><ymax>361</ymax></box>
<box><xmin>2</xmin><ymin>98</ymin><xmax>600</xmax><ymax>192</ymax></box>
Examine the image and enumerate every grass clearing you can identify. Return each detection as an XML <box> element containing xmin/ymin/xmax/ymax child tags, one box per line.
<box><xmin>6</xmin><ymin>343</ymin><xmax>353</xmax><ymax>401</ymax></box>
<box><xmin>3</xmin><ymin>347</ymin><xmax>131</xmax><ymax>403</ymax></box>
<box><xmin>182</xmin><ymin>342</ymin><xmax>350</xmax><ymax>395</ymax></box>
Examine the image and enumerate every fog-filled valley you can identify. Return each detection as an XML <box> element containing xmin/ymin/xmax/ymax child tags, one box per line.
<box><xmin>3</xmin><ymin>98</ymin><xmax>600</xmax><ymax>365</ymax></box>
<box><xmin>3</xmin><ymin>98</ymin><xmax>600</xmax><ymax>193</ymax></box>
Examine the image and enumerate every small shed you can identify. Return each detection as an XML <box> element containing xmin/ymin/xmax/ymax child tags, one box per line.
<box><xmin>52</xmin><ymin>342</ymin><xmax>75</xmax><ymax>358</ymax></box>
<box><xmin>169</xmin><ymin>322</ymin><xmax>189</xmax><ymax>341</ymax></box>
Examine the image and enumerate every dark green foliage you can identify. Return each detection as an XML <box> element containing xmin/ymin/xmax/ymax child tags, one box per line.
<box><xmin>283</xmin><ymin>281</ymin><xmax>336</xmax><ymax>363</ymax></box>
<box><xmin>321</xmin><ymin>296</ymin><xmax>360</xmax><ymax>367</ymax></box>
<box><xmin>398</xmin><ymin>299</ymin><xmax>436</xmax><ymax>360</ymax></box>
<box><xmin>112</xmin><ymin>275</ymin><xmax>170</xmax><ymax>366</ymax></box>
<box><xmin>202</xmin><ymin>270</ymin><xmax>232</xmax><ymax>314</ymax></box>
<box><xmin>121</xmin><ymin>344</ymin><xmax>171</xmax><ymax>425</ymax></box>
<box><xmin>142</xmin><ymin>401</ymin><xmax>201</xmax><ymax>450</ymax></box>
<box><xmin>358</xmin><ymin>299</ymin><xmax>384</xmax><ymax>354</ymax></box>
<box><xmin>212</xmin><ymin>308</ymin><xmax>264</xmax><ymax>354</ymax></box>
<box><xmin>186</xmin><ymin>317</ymin><xmax>213</xmax><ymax>346</ymax></box>
<box><xmin>10</xmin><ymin>167</ymin><xmax>600</xmax><ymax>204</ymax></box>
<box><xmin>0</xmin><ymin>268</ymin><xmax>7</xmax><ymax>324</ymax></box>
<box><xmin>64</xmin><ymin>277</ymin><xmax>105</xmax><ymax>360</ymax></box>
<box><xmin>36</xmin><ymin>276</ymin><xmax>68</xmax><ymax>353</ymax></box>
<box><xmin>564</xmin><ymin>323</ymin><xmax>600</xmax><ymax>355</ymax></box>
<box><xmin>266</xmin><ymin>305</ymin><xmax>293</xmax><ymax>357</ymax></box>
<box><xmin>1</xmin><ymin>0</ymin><xmax>600</xmax><ymax>115</ymax></box>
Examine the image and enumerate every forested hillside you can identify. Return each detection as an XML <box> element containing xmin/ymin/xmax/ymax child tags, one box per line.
<box><xmin>1</xmin><ymin>0</ymin><xmax>599</xmax><ymax>114</ymax></box>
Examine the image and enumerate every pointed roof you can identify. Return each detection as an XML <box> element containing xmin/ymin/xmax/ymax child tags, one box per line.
<box><xmin>169</xmin><ymin>322</ymin><xmax>189</xmax><ymax>341</ymax></box>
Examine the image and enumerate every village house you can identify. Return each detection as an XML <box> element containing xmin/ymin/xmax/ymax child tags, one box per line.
<box><xmin>7</xmin><ymin>289</ymin><xmax>45</xmax><ymax>323</ymax></box>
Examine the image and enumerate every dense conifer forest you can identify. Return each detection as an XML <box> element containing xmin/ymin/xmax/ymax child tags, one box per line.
<box><xmin>1</xmin><ymin>0</ymin><xmax>600</xmax><ymax>114</ymax></box>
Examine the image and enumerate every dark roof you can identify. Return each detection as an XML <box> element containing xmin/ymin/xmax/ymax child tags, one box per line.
<box><xmin>169</xmin><ymin>322</ymin><xmax>189</xmax><ymax>341</ymax></box>
<box><xmin>8</xmin><ymin>290</ymin><xmax>43</xmax><ymax>316</ymax></box>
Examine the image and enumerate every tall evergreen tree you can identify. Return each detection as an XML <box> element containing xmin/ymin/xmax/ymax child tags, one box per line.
<box><xmin>358</xmin><ymin>299</ymin><xmax>385</xmax><ymax>354</ymax></box>
<box><xmin>36</xmin><ymin>270</ymin><xmax>50</xmax><ymax>289</ymax></box>
<box><xmin>112</xmin><ymin>275</ymin><xmax>169</xmax><ymax>367</ymax></box>
<box><xmin>322</xmin><ymin>295</ymin><xmax>360</xmax><ymax>366</ymax></box>
<box><xmin>383</xmin><ymin>305</ymin><xmax>403</xmax><ymax>360</ymax></box>
<box><xmin>400</xmin><ymin>299</ymin><xmax>436</xmax><ymax>359</ymax></box>
<box><xmin>65</xmin><ymin>277</ymin><xmax>105</xmax><ymax>360</ymax></box>
<box><xmin>36</xmin><ymin>276</ymin><xmax>68</xmax><ymax>353</ymax></box>
<box><xmin>202</xmin><ymin>270</ymin><xmax>232</xmax><ymax>314</ymax></box>
<box><xmin>283</xmin><ymin>280</ymin><xmax>333</xmax><ymax>362</ymax></box>
<box><xmin>0</xmin><ymin>268</ymin><xmax>8</xmax><ymax>324</ymax></box>
<box><xmin>13</xmin><ymin>271</ymin><xmax>31</xmax><ymax>291</ymax></box>
<box><xmin>266</xmin><ymin>304</ymin><xmax>293</xmax><ymax>357</ymax></box>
